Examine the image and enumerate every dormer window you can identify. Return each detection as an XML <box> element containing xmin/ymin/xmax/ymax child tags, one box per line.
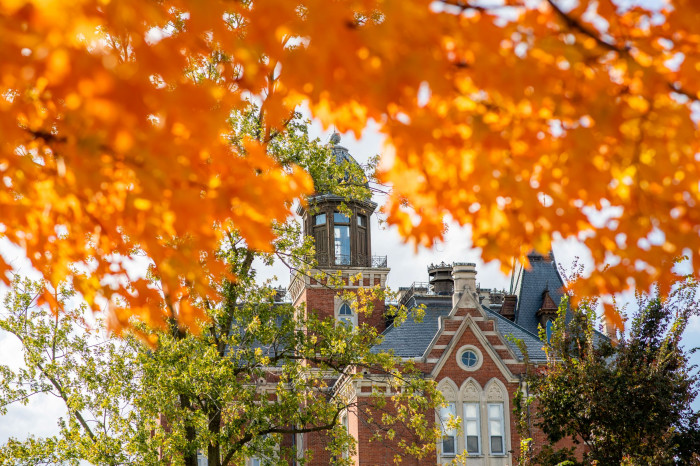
<box><xmin>545</xmin><ymin>319</ymin><xmax>554</xmax><ymax>342</ymax></box>
<box><xmin>314</xmin><ymin>213</ymin><xmax>326</xmax><ymax>225</ymax></box>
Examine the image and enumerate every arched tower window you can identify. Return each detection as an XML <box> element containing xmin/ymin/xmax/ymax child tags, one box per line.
<box><xmin>338</xmin><ymin>302</ymin><xmax>355</xmax><ymax>327</ymax></box>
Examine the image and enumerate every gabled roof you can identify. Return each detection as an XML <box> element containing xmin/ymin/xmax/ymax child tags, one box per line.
<box><xmin>372</xmin><ymin>294</ymin><xmax>547</xmax><ymax>362</ymax></box>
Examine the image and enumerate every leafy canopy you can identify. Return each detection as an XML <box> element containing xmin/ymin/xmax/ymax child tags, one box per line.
<box><xmin>0</xmin><ymin>110</ymin><xmax>442</xmax><ymax>466</ymax></box>
<box><xmin>2</xmin><ymin>0</ymin><xmax>700</xmax><ymax>331</ymax></box>
<box><xmin>0</xmin><ymin>272</ymin><xmax>441</xmax><ymax>465</ymax></box>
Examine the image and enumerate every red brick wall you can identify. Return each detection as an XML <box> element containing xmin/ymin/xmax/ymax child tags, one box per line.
<box><xmin>354</xmin><ymin>397</ymin><xmax>436</xmax><ymax>466</ymax></box>
<box><xmin>302</xmin><ymin>287</ymin><xmax>387</xmax><ymax>334</ymax></box>
<box><xmin>294</xmin><ymin>277</ymin><xmax>388</xmax><ymax>464</ymax></box>
<box><xmin>304</xmin><ymin>430</ymin><xmax>334</xmax><ymax>465</ymax></box>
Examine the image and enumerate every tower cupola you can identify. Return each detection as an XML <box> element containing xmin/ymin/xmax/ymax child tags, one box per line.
<box><xmin>298</xmin><ymin>133</ymin><xmax>382</xmax><ymax>268</ymax></box>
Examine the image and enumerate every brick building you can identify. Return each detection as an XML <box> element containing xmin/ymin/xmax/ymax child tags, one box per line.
<box><xmin>282</xmin><ymin>136</ymin><xmax>573</xmax><ymax>465</ymax></box>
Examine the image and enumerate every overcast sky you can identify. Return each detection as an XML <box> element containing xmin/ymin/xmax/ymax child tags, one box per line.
<box><xmin>1</xmin><ymin>118</ymin><xmax>699</xmax><ymax>448</ymax></box>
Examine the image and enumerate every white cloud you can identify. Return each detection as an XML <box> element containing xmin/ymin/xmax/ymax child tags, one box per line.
<box><xmin>0</xmin><ymin>333</ymin><xmax>65</xmax><ymax>445</ymax></box>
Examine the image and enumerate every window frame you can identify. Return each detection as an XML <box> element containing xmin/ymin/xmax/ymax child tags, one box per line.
<box><xmin>461</xmin><ymin>350</ymin><xmax>478</xmax><ymax>368</ymax></box>
<box><xmin>341</xmin><ymin>413</ymin><xmax>350</xmax><ymax>460</ymax></box>
<box><xmin>463</xmin><ymin>402</ymin><xmax>482</xmax><ymax>455</ymax></box>
<box><xmin>333</xmin><ymin>212</ymin><xmax>351</xmax><ymax>224</ymax></box>
<box><xmin>487</xmin><ymin>403</ymin><xmax>506</xmax><ymax>456</ymax></box>
<box><xmin>545</xmin><ymin>319</ymin><xmax>554</xmax><ymax>342</ymax></box>
<box><xmin>438</xmin><ymin>402</ymin><xmax>457</xmax><ymax>457</ymax></box>
<box><xmin>333</xmin><ymin>211</ymin><xmax>351</xmax><ymax>265</ymax></box>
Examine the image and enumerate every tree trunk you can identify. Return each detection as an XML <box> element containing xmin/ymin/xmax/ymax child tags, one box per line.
<box><xmin>208</xmin><ymin>407</ymin><xmax>222</xmax><ymax>466</ymax></box>
<box><xmin>180</xmin><ymin>393</ymin><xmax>199</xmax><ymax>466</ymax></box>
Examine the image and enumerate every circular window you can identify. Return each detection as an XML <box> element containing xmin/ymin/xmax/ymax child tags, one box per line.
<box><xmin>461</xmin><ymin>350</ymin><xmax>478</xmax><ymax>368</ymax></box>
<box><xmin>456</xmin><ymin>345</ymin><xmax>483</xmax><ymax>371</ymax></box>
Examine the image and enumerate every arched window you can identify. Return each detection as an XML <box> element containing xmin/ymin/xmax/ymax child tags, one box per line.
<box><xmin>485</xmin><ymin>380</ymin><xmax>509</xmax><ymax>456</ymax></box>
<box><xmin>437</xmin><ymin>379</ymin><xmax>458</xmax><ymax>458</ymax></box>
<box><xmin>338</xmin><ymin>302</ymin><xmax>355</xmax><ymax>327</ymax></box>
<box><xmin>436</xmin><ymin>377</ymin><xmax>511</xmax><ymax>458</ymax></box>
<box><xmin>461</xmin><ymin>379</ymin><xmax>482</xmax><ymax>456</ymax></box>
<box><xmin>438</xmin><ymin>403</ymin><xmax>457</xmax><ymax>457</ymax></box>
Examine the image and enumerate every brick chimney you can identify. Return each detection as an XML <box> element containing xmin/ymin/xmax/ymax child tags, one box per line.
<box><xmin>501</xmin><ymin>295</ymin><xmax>517</xmax><ymax>321</ymax></box>
<box><xmin>452</xmin><ymin>262</ymin><xmax>477</xmax><ymax>308</ymax></box>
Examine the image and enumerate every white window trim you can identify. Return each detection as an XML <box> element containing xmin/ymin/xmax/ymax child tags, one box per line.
<box><xmin>463</xmin><ymin>402</ymin><xmax>481</xmax><ymax>456</ymax></box>
<box><xmin>456</xmin><ymin>344</ymin><xmax>484</xmax><ymax>372</ymax></box>
<box><xmin>487</xmin><ymin>402</ymin><xmax>506</xmax><ymax>456</ymax></box>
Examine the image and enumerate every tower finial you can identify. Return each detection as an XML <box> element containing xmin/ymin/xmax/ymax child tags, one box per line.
<box><xmin>330</xmin><ymin>131</ymin><xmax>341</xmax><ymax>145</ymax></box>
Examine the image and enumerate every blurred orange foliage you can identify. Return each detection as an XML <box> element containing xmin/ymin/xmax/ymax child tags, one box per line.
<box><xmin>1</xmin><ymin>0</ymin><xmax>699</xmax><ymax>332</ymax></box>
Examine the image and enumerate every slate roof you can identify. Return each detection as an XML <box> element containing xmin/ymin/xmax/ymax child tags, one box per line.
<box><xmin>513</xmin><ymin>251</ymin><xmax>609</xmax><ymax>347</ymax></box>
<box><xmin>372</xmin><ymin>295</ymin><xmax>451</xmax><ymax>357</ymax></box>
<box><xmin>514</xmin><ymin>252</ymin><xmax>566</xmax><ymax>335</ymax></box>
<box><xmin>373</xmin><ymin>294</ymin><xmax>548</xmax><ymax>362</ymax></box>
<box><xmin>224</xmin><ymin>303</ymin><xmax>289</xmax><ymax>361</ymax></box>
<box><xmin>482</xmin><ymin>305</ymin><xmax>547</xmax><ymax>361</ymax></box>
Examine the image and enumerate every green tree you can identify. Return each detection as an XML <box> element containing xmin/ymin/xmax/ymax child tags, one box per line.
<box><xmin>0</xmin><ymin>277</ymin><xmax>143</xmax><ymax>465</ymax></box>
<box><xmin>0</xmin><ymin>111</ymin><xmax>441</xmax><ymax>465</ymax></box>
<box><xmin>515</xmin><ymin>284</ymin><xmax>700</xmax><ymax>465</ymax></box>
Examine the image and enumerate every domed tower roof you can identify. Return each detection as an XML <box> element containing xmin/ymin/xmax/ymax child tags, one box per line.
<box><xmin>330</xmin><ymin>132</ymin><xmax>353</xmax><ymax>164</ymax></box>
<box><xmin>327</xmin><ymin>132</ymin><xmax>369</xmax><ymax>189</ymax></box>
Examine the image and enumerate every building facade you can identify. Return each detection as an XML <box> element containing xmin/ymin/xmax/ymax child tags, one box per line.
<box><xmin>283</xmin><ymin>136</ymin><xmax>575</xmax><ymax>465</ymax></box>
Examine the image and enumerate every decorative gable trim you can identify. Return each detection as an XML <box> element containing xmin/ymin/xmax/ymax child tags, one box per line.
<box><xmin>428</xmin><ymin>314</ymin><xmax>519</xmax><ymax>383</ymax></box>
